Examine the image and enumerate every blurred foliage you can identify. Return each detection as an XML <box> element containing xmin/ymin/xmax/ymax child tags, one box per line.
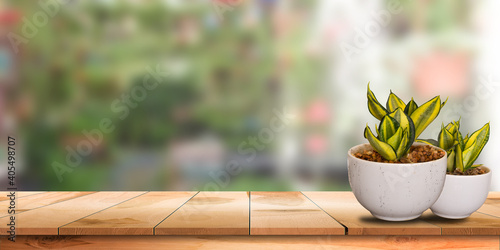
<box><xmin>4</xmin><ymin>0</ymin><xmax>482</xmax><ymax>191</ymax></box>
<box><xmin>7</xmin><ymin>0</ymin><xmax>327</xmax><ymax>190</ymax></box>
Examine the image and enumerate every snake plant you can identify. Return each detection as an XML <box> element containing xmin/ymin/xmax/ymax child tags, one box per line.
<box><xmin>364</xmin><ymin>83</ymin><xmax>447</xmax><ymax>161</ymax></box>
<box><xmin>418</xmin><ymin>120</ymin><xmax>490</xmax><ymax>172</ymax></box>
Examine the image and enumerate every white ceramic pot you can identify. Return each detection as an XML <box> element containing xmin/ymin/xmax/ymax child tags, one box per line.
<box><xmin>348</xmin><ymin>143</ymin><xmax>447</xmax><ymax>221</ymax></box>
<box><xmin>430</xmin><ymin>167</ymin><xmax>492</xmax><ymax>219</ymax></box>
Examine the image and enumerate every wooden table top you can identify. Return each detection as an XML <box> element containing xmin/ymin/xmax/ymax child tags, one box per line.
<box><xmin>1</xmin><ymin>191</ymin><xmax>499</xmax><ymax>236</ymax></box>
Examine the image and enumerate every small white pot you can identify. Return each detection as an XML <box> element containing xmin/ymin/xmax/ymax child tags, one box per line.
<box><xmin>430</xmin><ymin>167</ymin><xmax>492</xmax><ymax>219</ymax></box>
<box><xmin>348</xmin><ymin>143</ymin><xmax>447</xmax><ymax>221</ymax></box>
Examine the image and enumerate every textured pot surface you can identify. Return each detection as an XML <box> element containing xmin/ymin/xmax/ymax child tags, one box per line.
<box><xmin>430</xmin><ymin>167</ymin><xmax>492</xmax><ymax>219</ymax></box>
<box><xmin>347</xmin><ymin>143</ymin><xmax>447</xmax><ymax>221</ymax></box>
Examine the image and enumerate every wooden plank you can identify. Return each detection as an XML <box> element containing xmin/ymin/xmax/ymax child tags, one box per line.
<box><xmin>0</xmin><ymin>192</ymin><xmax>145</xmax><ymax>235</ymax></box>
<box><xmin>303</xmin><ymin>192</ymin><xmax>442</xmax><ymax>235</ymax></box>
<box><xmin>59</xmin><ymin>192</ymin><xmax>197</xmax><ymax>235</ymax></box>
<box><xmin>155</xmin><ymin>192</ymin><xmax>249</xmax><ymax>235</ymax></box>
<box><xmin>478</xmin><ymin>193</ymin><xmax>500</xmax><ymax>218</ymax></box>
<box><xmin>0</xmin><ymin>192</ymin><xmax>94</xmax><ymax>218</ymax></box>
<box><xmin>0</xmin><ymin>192</ymin><xmax>45</xmax><ymax>202</ymax></box>
<box><xmin>421</xmin><ymin>210</ymin><xmax>500</xmax><ymax>235</ymax></box>
<box><xmin>250</xmin><ymin>192</ymin><xmax>345</xmax><ymax>235</ymax></box>
<box><xmin>487</xmin><ymin>192</ymin><xmax>500</xmax><ymax>199</ymax></box>
<box><xmin>2</xmin><ymin>236</ymin><xmax>498</xmax><ymax>250</ymax></box>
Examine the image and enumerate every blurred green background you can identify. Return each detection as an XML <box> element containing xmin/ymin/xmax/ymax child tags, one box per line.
<box><xmin>0</xmin><ymin>0</ymin><xmax>499</xmax><ymax>191</ymax></box>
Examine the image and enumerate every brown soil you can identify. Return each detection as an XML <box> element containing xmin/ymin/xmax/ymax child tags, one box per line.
<box><xmin>354</xmin><ymin>145</ymin><xmax>445</xmax><ymax>163</ymax></box>
<box><xmin>449</xmin><ymin>166</ymin><xmax>487</xmax><ymax>175</ymax></box>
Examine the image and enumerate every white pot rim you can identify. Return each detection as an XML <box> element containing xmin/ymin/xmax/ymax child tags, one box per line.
<box><xmin>445</xmin><ymin>166</ymin><xmax>492</xmax><ymax>177</ymax></box>
<box><xmin>348</xmin><ymin>143</ymin><xmax>447</xmax><ymax>166</ymax></box>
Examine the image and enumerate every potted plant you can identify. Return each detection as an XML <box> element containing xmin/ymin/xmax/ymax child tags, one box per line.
<box><xmin>419</xmin><ymin>120</ymin><xmax>491</xmax><ymax>219</ymax></box>
<box><xmin>348</xmin><ymin>84</ymin><xmax>448</xmax><ymax>221</ymax></box>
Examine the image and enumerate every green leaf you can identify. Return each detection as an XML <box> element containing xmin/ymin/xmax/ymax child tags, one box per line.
<box><xmin>463</xmin><ymin>133</ymin><xmax>470</xmax><ymax>146</ymax></box>
<box><xmin>444</xmin><ymin>122</ymin><xmax>458</xmax><ymax>135</ymax></box>
<box><xmin>447</xmin><ymin>150</ymin><xmax>455</xmax><ymax>172</ymax></box>
<box><xmin>445</xmin><ymin>121</ymin><xmax>458</xmax><ymax>136</ymax></box>
<box><xmin>463</xmin><ymin>123</ymin><xmax>490</xmax><ymax>169</ymax></box>
<box><xmin>438</xmin><ymin>123</ymin><xmax>455</xmax><ymax>151</ymax></box>
<box><xmin>465</xmin><ymin>123</ymin><xmax>489</xmax><ymax>149</ymax></box>
<box><xmin>378</xmin><ymin>115</ymin><xmax>400</xmax><ymax>142</ymax></box>
<box><xmin>410</xmin><ymin>96</ymin><xmax>443</xmax><ymax>138</ymax></box>
<box><xmin>455</xmin><ymin>143</ymin><xmax>464</xmax><ymax>172</ymax></box>
<box><xmin>462</xmin><ymin>140</ymin><xmax>476</xmax><ymax>170</ymax></box>
<box><xmin>456</xmin><ymin>130</ymin><xmax>465</xmax><ymax>150</ymax></box>
<box><xmin>367</xmin><ymin>83</ymin><xmax>388</xmax><ymax>120</ymax></box>
<box><xmin>416</xmin><ymin>138</ymin><xmax>439</xmax><ymax>146</ymax></box>
<box><xmin>441</xmin><ymin>97</ymin><xmax>448</xmax><ymax>109</ymax></box>
<box><xmin>386</xmin><ymin>91</ymin><xmax>406</xmax><ymax>113</ymax></box>
<box><xmin>364</xmin><ymin>125</ymin><xmax>397</xmax><ymax>161</ymax></box>
<box><xmin>395</xmin><ymin>129</ymin><xmax>410</xmax><ymax>159</ymax></box>
<box><xmin>388</xmin><ymin>108</ymin><xmax>416</xmax><ymax>153</ymax></box>
<box><xmin>404</xmin><ymin>98</ymin><xmax>418</xmax><ymax>116</ymax></box>
<box><xmin>387</xmin><ymin>127</ymin><xmax>403</xmax><ymax>151</ymax></box>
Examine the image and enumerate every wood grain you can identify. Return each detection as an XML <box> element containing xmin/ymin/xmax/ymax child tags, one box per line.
<box><xmin>0</xmin><ymin>192</ymin><xmax>145</xmax><ymax>235</ymax></box>
<box><xmin>0</xmin><ymin>192</ymin><xmax>94</xmax><ymax>218</ymax></box>
<box><xmin>59</xmin><ymin>192</ymin><xmax>197</xmax><ymax>235</ymax></box>
<box><xmin>250</xmin><ymin>192</ymin><xmax>345</xmax><ymax>235</ymax></box>
<box><xmin>0</xmin><ymin>191</ymin><xmax>499</xmax><ymax>236</ymax></box>
<box><xmin>477</xmin><ymin>193</ymin><xmax>500</xmax><ymax>218</ymax></box>
<box><xmin>421</xmin><ymin>210</ymin><xmax>500</xmax><ymax>235</ymax></box>
<box><xmin>155</xmin><ymin>192</ymin><xmax>249</xmax><ymax>235</ymax></box>
<box><xmin>2</xmin><ymin>236</ymin><xmax>498</xmax><ymax>250</ymax></box>
<box><xmin>303</xmin><ymin>192</ymin><xmax>442</xmax><ymax>235</ymax></box>
<box><xmin>0</xmin><ymin>192</ymin><xmax>45</xmax><ymax>202</ymax></box>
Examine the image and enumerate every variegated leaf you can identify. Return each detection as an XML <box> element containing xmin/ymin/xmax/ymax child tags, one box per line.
<box><xmin>364</xmin><ymin>125</ymin><xmax>397</xmax><ymax>161</ymax></box>
<box><xmin>410</xmin><ymin>96</ymin><xmax>443</xmax><ymax>138</ymax></box>
<box><xmin>367</xmin><ymin>83</ymin><xmax>388</xmax><ymax>120</ymax></box>
<box><xmin>455</xmin><ymin>143</ymin><xmax>464</xmax><ymax>172</ymax></box>
<box><xmin>395</xmin><ymin>129</ymin><xmax>410</xmax><ymax>159</ymax></box>
<box><xmin>441</xmin><ymin>97</ymin><xmax>448</xmax><ymax>109</ymax></box>
<box><xmin>447</xmin><ymin>150</ymin><xmax>455</xmax><ymax>172</ymax></box>
<box><xmin>444</xmin><ymin>122</ymin><xmax>458</xmax><ymax>135</ymax></box>
<box><xmin>463</xmin><ymin>123</ymin><xmax>490</xmax><ymax>169</ymax></box>
<box><xmin>462</xmin><ymin>140</ymin><xmax>476</xmax><ymax>170</ymax></box>
<box><xmin>416</xmin><ymin>138</ymin><xmax>438</xmax><ymax>147</ymax></box>
<box><xmin>388</xmin><ymin>108</ymin><xmax>416</xmax><ymax>153</ymax></box>
<box><xmin>410</xmin><ymin>96</ymin><xmax>441</xmax><ymax>138</ymax></box>
<box><xmin>456</xmin><ymin>130</ymin><xmax>464</xmax><ymax>150</ymax></box>
<box><xmin>463</xmin><ymin>133</ymin><xmax>470</xmax><ymax>146</ymax></box>
<box><xmin>404</xmin><ymin>98</ymin><xmax>418</xmax><ymax>116</ymax></box>
<box><xmin>386</xmin><ymin>91</ymin><xmax>406</xmax><ymax>113</ymax></box>
<box><xmin>438</xmin><ymin>123</ymin><xmax>455</xmax><ymax>151</ymax></box>
<box><xmin>378</xmin><ymin>115</ymin><xmax>400</xmax><ymax>142</ymax></box>
<box><xmin>387</xmin><ymin>127</ymin><xmax>403</xmax><ymax>151</ymax></box>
